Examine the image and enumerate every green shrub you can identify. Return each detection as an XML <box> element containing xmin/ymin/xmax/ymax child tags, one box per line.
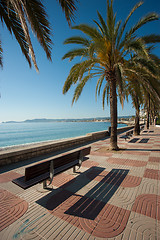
<box><xmin>156</xmin><ymin>118</ymin><xmax>160</xmax><ymax>125</ymax></box>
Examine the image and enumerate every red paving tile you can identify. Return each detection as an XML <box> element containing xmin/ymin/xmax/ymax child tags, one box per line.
<box><xmin>120</xmin><ymin>175</ymin><xmax>142</xmax><ymax>188</ymax></box>
<box><xmin>86</xmin><ymin>169</ymin><xmax>109</xmax><ymax>182</ymax></box>
<box><xmin>107</xmin><ymin>157</ymin><xmax>147</xmax><ymax>167</ymax></box>
<box><xmin>148</xmin><ymin>157</ymin><xmax>160</xmax><ymax>163</ymax></box>
<box><xmin>90</xmin><ymin>151</ymin><xmax>113</xmax><ymax>157</ymax></box>
<box><xmin>123</xmin><ymin>151</ymin><xmax>150</xmax><ymax>156</ymax></box>
<box><xmin>143</xmin><ymin>168</ymin><xmax>160</xmax><ymax>180</ymax></box>
<box><xmin>50</xmin><ymin>172</ymin><xmax>75</xmax><ymax>188</ymax></box>
<box><xmin>47</xmin><ymin>189</ymin><xmax>131</xmax><ymax>238</ymax></box>
<box><xmin>82</xmin><ymin>160</ymin><xmax>99</xmax><ymax>168</ymax></box>
<box><xmin>0</xmin><ymin>189</ymin><xmax>28</xmax><ymax>231</ymax></box>
<box><xmin>132</xmin><ymin>194</ymin><xmax>160</xmax><ymax>220</ymax></box>
<box><xmin>0</xmin><ymin>171</ymin><xmax>22</xmax><ymax>183</ymax></box>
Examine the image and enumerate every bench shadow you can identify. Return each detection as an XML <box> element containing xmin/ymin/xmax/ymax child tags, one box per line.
<box><xmin>128</xmin><ymin>138</ymin><xmax>139</xmax><ymax>143</ymax></box>
<box><xmin>36</xmin><ymin>167</ymin><xmax>129</xmax><ymax>220</ymax></box>
<box><xmin>139</xmin><ymin>138</ymin><xmax>149</xmax><ymax>143</ymax></box>
<box><xmin>124</xmin><ymin>148</ymin><xmax>160</xmax><ymax>152</ymax></box>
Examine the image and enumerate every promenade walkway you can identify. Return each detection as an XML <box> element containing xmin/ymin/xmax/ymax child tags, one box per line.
<box><xmin>0</xmin><ymin>125</ymin><xmax>159</xmax><ymax>239</ymax></box>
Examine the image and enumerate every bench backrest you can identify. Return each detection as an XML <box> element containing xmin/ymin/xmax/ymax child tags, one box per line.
<box><xmin>25</xmin><ymin>146</ymin><xmax>91</xmax><ymax>181</ymax></box>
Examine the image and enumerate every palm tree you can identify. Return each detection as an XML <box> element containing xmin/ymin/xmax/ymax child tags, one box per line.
<box><xmin>0</xmin><ymin>0</ymin><xmax>77</xmax><ymax>71</ymax></box>
<box><xmin>62</xmin><ymin>0</ymin><xmax>159</xmax><ymax>150</ymax></box>
<box><xmin>126</xmin><ymin>75</ymin><xmax>160</xmax><ymax>135</ymax></box>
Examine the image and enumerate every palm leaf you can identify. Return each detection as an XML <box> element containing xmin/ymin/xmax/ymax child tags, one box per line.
<box><xmin>22</xmin><ymin>0</ymin><xmax>52</xmax><ymax>60</ymax></box>
<box><xmin>96</xmin><ymin>11</ymin><xmax>109</xmax><ymax>39</ymax></box>
<box><xmin>62</xmin><ymin>48</ymin><xmax>88</xmax><ymax>61</ymax></box>
<box><xmin>72</xmin><ymin>24</ymin><xmax>103</xmax><ymax>41</ymax></box>
<box><xmin>0</xmin><ymin>1</ymin><xmax>32</xmax><ymax>68</ymax></box>
<box><xmin>141</xmin><ymin>34</ymin><xmax>160</xmax><ymax>44</ymax></box>
<box><xmin>0</xmin><ymin>39</ymin><xmax>3</xmax><ymax>67</ymax></box>
<box><xmin>72</xmin><ymin>75</ymin><xmax>91</xmax><ymax>104</ymax></box>
<box><xmin>125</xmin><ymin>13</ymin><xmax>159</xmax><ymax>40</ymax></box>
<box><xmin>57</xmin><ymin>0</ymin><xmax>77</xmax><ymax>26</ymax></box>
<box><xmin>116</xmin><ymin>1</ymin><xmax>143</xmax><ymax>48</ymax></box>
<box><xmin>64</xmin><ymin>36</ymin><xmax>90</xmax><ymax>47</ymax></box>
<box><xmin>95</xmin><ymin>74</ymin><xmax>105</xmax><ymax>100</ymax></box>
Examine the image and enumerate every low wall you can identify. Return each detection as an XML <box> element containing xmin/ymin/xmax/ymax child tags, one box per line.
<box><xmin>0</xmin><ymin>130</ymin><xmax>109</xmax><ymax>167</ymax></box>
<box><xmin>0</xmin><ymin>124</ymin><xmax>141</xmax><ymax>167</ymax></box>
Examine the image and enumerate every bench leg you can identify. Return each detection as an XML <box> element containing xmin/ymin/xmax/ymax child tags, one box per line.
<box><xmin>73</xmin><ymin>166</ymin><xmax>76</xmax><ymax>173</ymax></box>
<box><xmin>43</xmin><ymin>180</ymin><xmax>47</xmax><ymax>189</ymax></box>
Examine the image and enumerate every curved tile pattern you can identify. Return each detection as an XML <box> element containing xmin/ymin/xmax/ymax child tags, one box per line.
<box><xmin>47</xmin><ymin>189</ymin><xmax>131</xmax><ymax>238</ymax></box>
<box><xmin>144</xmin><ymin>169</ymin><xmax>160</xmax><ymax>180</ymax></box>
<box><xmin>132</xmin><ymin>194</ymin><xmax>160</xmax><ymax>220</ymax></box>
<box><xmin>0</xmin><ymin>189</ymin><xmax>28</xmax><ymax>231</ymax></box>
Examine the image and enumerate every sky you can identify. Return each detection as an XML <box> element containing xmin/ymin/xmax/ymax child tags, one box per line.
<box><xmin>0</xmin><ymin>0</ymin><xmax>160</xmax><ymax>122</ymax></box>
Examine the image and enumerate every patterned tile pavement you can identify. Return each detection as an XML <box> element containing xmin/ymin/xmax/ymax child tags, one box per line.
<box><xmin>0</xmin><ymin>125</ymin><xmax>159</xmax><ymax>239</ymax></box>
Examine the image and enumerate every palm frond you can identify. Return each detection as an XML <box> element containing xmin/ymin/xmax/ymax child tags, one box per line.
<box><xmin>102</xmin><ymin>83</ymin><xmax>109</xmax><ymax>109</ymax></box>
<box><xmin>115</xmin><ymin>63</ymin><xmax>125</xmax><ymax>97</ymax></box>
<box><xmin>125</xmin><ymin>13</ymin><xmax>159</xmax><ymax>40</ymax></box>
<box><xmin>62</xmin><ymin>48</ymin><xmax>88</xmax><ymax>61</ymax></box>
<box><xmin>141</xmin><ymin>34</ymin><xmax>160</xmax><ymax>44</ymax></box>
<box><xmin>125</xmin><ymin>38</ymin><xmax>149</xmax><ymax>58</ymax></box>
<box><xmin>8</xmin><ymin>0</ymin><xmax>39</xmax><ymax>71</ymax></box>
<box><xmin>96</xmin><ymin>11</ymin><xmax>109</xmax><ymax>39</ymax></box>
<box><xmin>0</xmin><ymin>39</ymin><xmax>3</xmax><ymax>67</ymax></box>
<box><xmin>72</xmin><ymin>75</ymin><xmax>91</xmax><ymax>104</ymax></box>
<box><xmin>107</xmin><ymin>0</ymin><xmax>114</xmax><ymax>39</ymax></box>
<box><xmin>0</xmin><ymin>1</ymin><xmax>32</xmax><ymax>68</ymax></box>
<box><xmin>95</xmin><ymin>74</ymin><xmax>105</xmax><ymax>100</ymax></box>
<box><xmin>64</xmin><ymin>36</ymin><xmax>90</xmax><ymax>47</ymax></box>
<box><xmin>116</xmin><ymin>1</ymin><xmax>143</xmax><ymax>48</ymax></box>
<box><xmin>22</xmin><ymin>0</ymin><xmax>52</xmax><ymax>60</ymax></box>
<box><xmin>57</xmin><ymin>0</ymin><xmax>77</xmax><ymax>26</ymax></box>
<box><xmin>134</xmin><ymin>57</ymin><xmax>159</xmax><ymax>76</ymax></box>
<box><xmin>72</xmin><ymin>24</ymin><xmax>103</xmax><ymax>40</ymax></box>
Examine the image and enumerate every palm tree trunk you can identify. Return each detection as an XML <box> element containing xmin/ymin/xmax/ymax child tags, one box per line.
<box><xmin>108</xmin><ymin>71</ymin><xmax>118</xmax><ymax>150</ymax></box>
<box><xmin>146</xmin><ymin>94</ymin><xmax>150</xmax><ymax>129</ymax></box>
<box><xmin>134</xmin><ymin>97</ymin><xmax>140</xmax><ymax>135</ymax></box>
<box><xmin>134</xmin><ymin>110</ymin><xmax>140</xmax><ymax>135</ymax></box>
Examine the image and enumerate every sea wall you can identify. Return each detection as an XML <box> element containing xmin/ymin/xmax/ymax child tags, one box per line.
<box><xmin>0</xmin><ymin>125</ymin><xmax>136</xmax><ymax>167</ymax></box>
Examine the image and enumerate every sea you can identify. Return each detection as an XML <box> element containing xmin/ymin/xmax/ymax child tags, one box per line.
<box><xmin>0</xmin><ymin>121</ymin><xmax>127</xmax><ymax>149</ymax></box>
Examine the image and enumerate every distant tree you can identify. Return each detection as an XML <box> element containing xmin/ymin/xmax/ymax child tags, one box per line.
<box><xmin>62</xmin><ymin>0</ymin><xmax>159</xmax><ymax>150</ymax></box>
<box><xmin>0</xmin><ymin>0</ymin><xmax>77</xmax><ymax>71</ymax></box>
<box><xmin>126</xmin><ymin>68</ymin><xmax>160</xmax><ymax>135</ymax></box>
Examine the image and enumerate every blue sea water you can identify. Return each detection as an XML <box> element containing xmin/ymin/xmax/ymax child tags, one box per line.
<box><xmin>0</xmin><ymin>121</ymin><xmax>126</xmax><ymax>148</ymax></box>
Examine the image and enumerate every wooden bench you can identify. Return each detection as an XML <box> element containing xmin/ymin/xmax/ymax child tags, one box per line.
<box><xmin>12</xmin><ymin>146</ymin><xmax>91</xmax><ymax>189</ymax></box>
<box><xmin>120</xmin><ymin>130</ymin><xmax>133</xmax><ymax>141</ymax></box>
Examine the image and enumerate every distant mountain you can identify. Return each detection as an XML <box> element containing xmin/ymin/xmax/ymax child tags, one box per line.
<box><xmin>2</xmin><ymin>116</ymin><xmax>133</xmax><ymax>124</ymax></box>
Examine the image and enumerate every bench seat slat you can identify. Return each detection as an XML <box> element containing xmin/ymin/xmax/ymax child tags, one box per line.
<box><xmin>12</xmin><ymin>172</ymin><xmax>50</xmax><ymax>189</ymax></box>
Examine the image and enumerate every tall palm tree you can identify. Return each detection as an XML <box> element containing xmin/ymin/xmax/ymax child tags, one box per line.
<box><xmin>0</xmin><ymin>0</ymin><xmax>77</xmax><ymax>71</ymax></box>
<box><xmin>62</xmin><ymin>0</ymin><xmax>159</xmax><ymax>150</ymax></box>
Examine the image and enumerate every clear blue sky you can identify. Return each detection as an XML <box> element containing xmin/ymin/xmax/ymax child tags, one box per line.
<box><xmin>0</xmin><ymin>0</ymin><xmax>160</xmax><ymax>122</ymax></box>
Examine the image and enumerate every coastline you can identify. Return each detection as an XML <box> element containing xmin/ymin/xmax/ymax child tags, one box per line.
<box><xmin>0</xmin><ymin>121</ymin><xmax>127</xmax><ymax>149</ymax></box>
<box><xmin>0</xmin><ymin>125</ymin><xmax>136</xmax><ymax>167</ymax></box>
